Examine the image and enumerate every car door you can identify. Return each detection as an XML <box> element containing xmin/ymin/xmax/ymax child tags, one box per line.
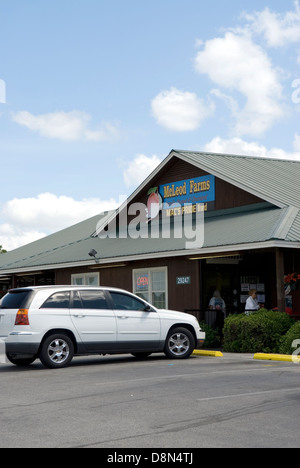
<box><xmin>70</xmin><ymin>290</ymin><xmax>117</xmax><ymax>352</ymax></box>
<box><xmin>108</xmin><ymin>291</ymin><xmax>161</xmax><ymax>351</ymax></box>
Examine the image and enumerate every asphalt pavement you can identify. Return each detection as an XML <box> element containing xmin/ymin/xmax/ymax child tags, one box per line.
<box><xmin>0</xmin><ymin>352</ymin><xmax>299</xmax><ymax>448</ymax></box>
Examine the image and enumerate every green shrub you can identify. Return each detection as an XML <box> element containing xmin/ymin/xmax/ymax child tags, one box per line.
<box><xmin>223</xmin><ymin>314</ymin><xmax>245</xmax><ymax>352</ymax></box>
<box><xmin>279</xmin><ymin>321</ymin><xmax>300</xmax><ymax>355</ymax></box>
<box><xmin>223</xmin><ymin>309</ymin><xmax>294</xmax><ymax>353</ymax></box>
<box><xmin>200</xmin><ymin>321</ymin><xmax>221</xmax><ymax>349</ymax></box>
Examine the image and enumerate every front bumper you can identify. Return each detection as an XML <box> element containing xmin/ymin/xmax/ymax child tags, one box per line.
<box><xmin>196</xmin><ymin>331</ymin><xmax>206</xmax><ymax>349</ymax></box>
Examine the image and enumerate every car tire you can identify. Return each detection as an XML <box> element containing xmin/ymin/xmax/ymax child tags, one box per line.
<box><xmin>164</xmin><ymin>327</ymin><xmax>195</xmax><ymax>359</ymax></box>
<box><xmin>6</xmin><ymin>354</ymin><xmax>36</xmax><ymax>366</ymax></box>
<box><xmin>39</xmin><ymin>334</ymin><xmax>74</xmax><ymax>369</ymax></box>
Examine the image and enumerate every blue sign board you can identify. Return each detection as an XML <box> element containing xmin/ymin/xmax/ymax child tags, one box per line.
<box><xmin>159</xmin><ymin>175</ymin><xmax>215</xmax><ymax>211</ymax></box>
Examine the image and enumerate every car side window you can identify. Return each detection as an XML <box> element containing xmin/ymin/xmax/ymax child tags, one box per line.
<box><xmin>78</xmin><ymin>290</ymin><xmax>109</xmax><ymax>310</ymax></box>
<box><xmin>71</xmin><ymin>290</ymin><xmax>83</xmax><ymax>309</ymax></box>
<box><xmin>41</xmin><ymin>291</ymin><xmax>70</xmax><ymax>309</ymax></box>
<box><xmin>110</xmin><ymin>292</ymin><xmax>147</xmax><ymax>311</ymax></box>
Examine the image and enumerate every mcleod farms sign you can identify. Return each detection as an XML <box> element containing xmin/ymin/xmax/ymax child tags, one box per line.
<box><xmin>159</xmin><ymin>175</ymin><xmax>215</xmax><ymax>215</ymax></box>
<box><xmin>147</xmin><ymin>175</ymin><xmax>215</xmax><ymax>220</ymax></box>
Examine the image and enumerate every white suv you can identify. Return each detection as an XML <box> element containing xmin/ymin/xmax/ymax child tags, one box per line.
<box><xmin>0</xmin><ymin>286</ymin><xmax>205</xmax><ymax>369</ymax></box>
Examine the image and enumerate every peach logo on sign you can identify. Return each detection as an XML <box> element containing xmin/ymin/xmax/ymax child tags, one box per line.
<box><xmin>147</xmin><ymin>187</ymin><xmax>162</xmax><ymax>222</ymax></box>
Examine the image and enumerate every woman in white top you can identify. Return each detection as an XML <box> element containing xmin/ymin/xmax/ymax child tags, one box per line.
<box><xmin>245</xmin><ymin>290</ymin><xmax>260</xmax><ymax>313</ymax></box>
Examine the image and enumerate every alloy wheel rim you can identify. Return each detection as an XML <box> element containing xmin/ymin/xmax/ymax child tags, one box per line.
<box><xmin>168</xmin><ymin>333</ymin><xmax>190</xmax><ymax>356</ymax></box>
<box><xmin>48</xmin><ymin>339</ymin><xmax>70</xmax><ymax>364</ymax></box>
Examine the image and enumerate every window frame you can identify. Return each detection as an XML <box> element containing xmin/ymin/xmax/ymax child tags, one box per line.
<box><xmin>132</xmin><ymin>267</ymin><xmax>168</xmax><ymax>309</ymax></box>
<box><xmin>71</xmin><ymin>272</ymin><xmax>100</xmax><ymax>287</ymax></box>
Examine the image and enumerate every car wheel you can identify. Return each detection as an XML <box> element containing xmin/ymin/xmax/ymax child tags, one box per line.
<box><xmin>164</xmin><ymin>327</ymin><xmax>195</xmax><ymax>359</ymax></box>
<box><xmin>39</xmin><ymin>334</ymin><xmax>74</xmax><ymax>369</ymax></box>
<box><xmin>6</xmin><ymin>354</ymin><xmax>36</xmax><ymax>366</ymax></box>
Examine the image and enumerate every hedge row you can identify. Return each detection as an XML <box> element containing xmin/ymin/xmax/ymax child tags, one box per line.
<box><xmin>279</xmin><ymin>321</ymin><xmax>300</xmax><ymax>355</ymax></box>
<box><xmin>222</xmin><ymin>309</ymin><xmax>296</xmax><ymax>354</ymax></box>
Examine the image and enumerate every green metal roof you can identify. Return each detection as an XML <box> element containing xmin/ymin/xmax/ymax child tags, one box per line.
<box><xmin>173</xmin><ymin>150</ymin><xmax>300</xmax><ymax>209</ymax></box>
<box><xmin>0</xmin><ymin>206</ymin><xmax>297</xmax><ymax>274</ymax></box>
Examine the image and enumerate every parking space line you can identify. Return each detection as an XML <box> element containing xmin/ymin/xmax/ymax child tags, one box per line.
<box><xmin>196</xmin><ymin>387</ymin><xmax>300</xmax><ymax>402</ymax></box>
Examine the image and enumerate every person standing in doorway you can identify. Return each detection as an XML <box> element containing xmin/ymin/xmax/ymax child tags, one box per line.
<box><xmin>208</xmin><ymin>290</ymin><xmax>226</xmax><ymax>327</ymax></box>
<box><xmin>209</xmin><ymin>290</ymin><xmax>226</xmax><ymax>313</ymax></box>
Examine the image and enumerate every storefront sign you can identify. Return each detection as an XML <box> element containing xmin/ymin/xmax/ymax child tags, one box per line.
<box><xmin>136</xmin><ymin>274</ymin><xmax>149</xmax><ymax>290</ymax></box>
<box><xmin>158</xmin><ymin>175</ymin><xmax>215</xmax><ymax>215</ymax></box>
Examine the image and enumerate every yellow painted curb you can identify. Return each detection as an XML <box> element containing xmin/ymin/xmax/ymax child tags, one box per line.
<box><xmin>254</xmin><ymin>353</ymin><xmax>296</xmax><ymax>363</ymax></box>
<box><xmin>193</xmin><ymin>350</ymin><xmax>223</xmax><ymax>357</ymax></box>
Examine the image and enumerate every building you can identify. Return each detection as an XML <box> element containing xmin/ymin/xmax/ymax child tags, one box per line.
<box><xmin>0</xmin><ymin>149</ymin><xmax>300</xmax><ymax>320</ymax></box>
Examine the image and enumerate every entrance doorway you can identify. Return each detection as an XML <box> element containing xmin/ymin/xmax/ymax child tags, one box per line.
<box><xmin>202</xmin><ymin>262</ymin><xmax>240</xmax><ymax>316</ymax></box>
<box><xmin>201</xmin><ymin>251</ymin><xmax>274</xmax><ymax>318</ymax></box>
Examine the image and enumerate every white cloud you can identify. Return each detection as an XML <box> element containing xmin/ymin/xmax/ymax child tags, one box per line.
<box><xmin>242</xmin><ymin>1</ymin><xmax>300</xmax><ymax>47</ymax></box>
<box><xmin>195</xmin><ymin>32</ymin><xmax>284</xmax><ymax>136</ymax></box>
<box><xmin>0</xmin><ymin>193</ymin><xmax>119</xmax><ymax>250</ymax></box>
<box><xmin>204</xmin><ymin>136</ymin><xmax>300</xmax><ymax>160</ymax></box>
<box><xmin>151</xmin><ymin>87</ymin><xmax>214</xmax><ymax>132</ymax></box>
<box><xmin>12</xmin><ymin>110</ymin><xmax>119</xmax><ymax>142</ymax></box>
<box><xmin>0</xmin><ymin>224</ymin><xmax>47</xmax><ymax>252</ymax></box>
<box><xmin>123</xmin><ymin>154</ymin><xmax>162</xmax><ymax>188</ymax></box>
<box><xmin>294</xmin><ymin>133</ymin><xmax>300</xmax><ymax>151</ymax></box>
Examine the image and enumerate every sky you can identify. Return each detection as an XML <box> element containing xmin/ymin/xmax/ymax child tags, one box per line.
<box><xmin>0</xmin><ymin>0</ymin><xmax>300</xmax><ymax>250</ymax></box>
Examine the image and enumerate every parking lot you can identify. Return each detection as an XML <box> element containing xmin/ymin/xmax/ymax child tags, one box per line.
<box><xmin>0</xmin><ymin>352</ymin><xmax>300</xmax><ymax>449</ymax></box>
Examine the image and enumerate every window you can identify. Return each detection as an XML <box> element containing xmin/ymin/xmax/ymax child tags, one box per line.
<box><xmin>0</xmin><ymin>290</ymin><xmax>33</xmax><ymax>309</ymax></box>
<box><xmin>72</xmin><ymin>290</ymin><xmax>83</xmax><ymax>309</ymax></box>
<box><xmin>110</xmin><ymin>291</ymin><xmax>147</xmax><ymax>311</ymax></box>
<box><xmin>41</xmin><ymin>291</ymin><xmax>70</xmax><ymax>309</ymax></box>
<box><xmin>77</xmin><ymin>290</ymin><xmax>109</xmax><ymax>310</ymax></box>
<box><xmin>133</xmin><ymin>268</ymin><xmax>167</xmax><ymax>308</ymax></box>
<box><xmin>71</xmin><ymin>273</ymin><xmax>99</xmax><ymax>286</ymax></box>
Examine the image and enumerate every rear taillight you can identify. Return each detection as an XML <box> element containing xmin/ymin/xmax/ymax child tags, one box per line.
<box><xmin>15</xmin><ymin>309</ymin><xmax>29</xmax><ymax>326</ymax></box>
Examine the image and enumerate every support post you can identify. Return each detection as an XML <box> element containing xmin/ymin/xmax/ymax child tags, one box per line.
<box><xmin>275</xmin><ymin>248</ymin><xmax>285</xmax><ymax>312</ymax></box>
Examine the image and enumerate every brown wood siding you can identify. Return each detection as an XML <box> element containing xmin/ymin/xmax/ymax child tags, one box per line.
<box><xmin>99</xmin><ymin>257</ymin><xmax>201</xmax><ymax>312</ymax></box>
<box><xmin>55</xmin><ymin>256</ymin><xmax>201</xmax><ymax>313</ymax></box>
<box><xmin>167</xmin><ymin>257</ymin><xmax>200</xmax><ymax>312</ymax></box>
<box><xmin>130</xmin><ymin>157</ymin><xmax>263</xmax><ymax>212</ymax></box>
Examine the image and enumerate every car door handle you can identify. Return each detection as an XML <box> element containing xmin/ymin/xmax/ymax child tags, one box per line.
<box><xmin>117</xmin><ymin>315</ymin><xmax>129</xmax><ymax>319</ymax></box>
<box><xmin>73</xmin><ymin>314</ymin><xmax>85</xmax><ymax>318</ymax></box>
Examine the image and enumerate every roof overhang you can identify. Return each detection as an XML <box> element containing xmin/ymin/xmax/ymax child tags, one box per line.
<box><xmin>1</xmin><ymin>239</ymin><xmax>299</xmax><ymax>276</ymax></box>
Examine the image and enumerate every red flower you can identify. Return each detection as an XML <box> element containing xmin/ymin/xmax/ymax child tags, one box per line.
<box><xmin>285</xmin><ymin>273</ymin><xmax>300</xmax><ymax>291</ymax></box>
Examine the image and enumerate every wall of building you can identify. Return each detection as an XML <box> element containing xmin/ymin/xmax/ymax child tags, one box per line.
<box><xmin>56</xmin><ymin>256</ymin><xmax>201</xmax><ymax>313</ymax></box>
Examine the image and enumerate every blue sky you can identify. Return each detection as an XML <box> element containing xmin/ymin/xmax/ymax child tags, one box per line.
<box><xmin>0</xmin><ymin>0</ymin><xmax>300</xmax><ymax>249</ymax></box>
